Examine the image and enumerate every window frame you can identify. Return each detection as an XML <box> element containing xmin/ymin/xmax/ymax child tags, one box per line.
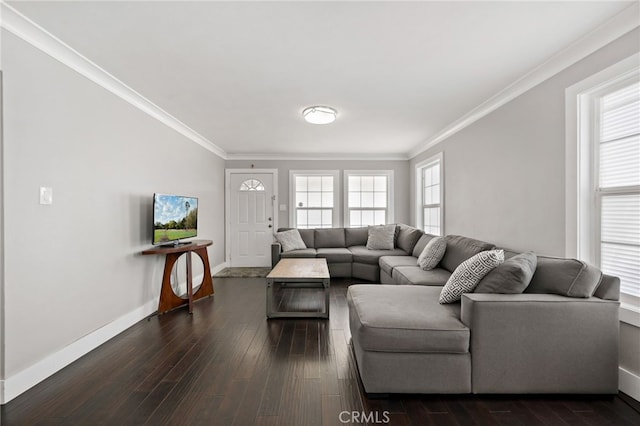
<box><xmin>415</xmin><ymin>153</ymin><xmax>444</xmax><ymax>235</ymax></box>
<box><xmin>591</xmin><ymin>79</ymin><xmax>640</xmax><ymax>275</ymax></box>
<box><xmin>343</xmin><ymin>170</ymin><xmax>394</xmax><ymax>228</ymax></box>
<box><xmin>566</xmin><ymin>53</ymin><xmax>640</xmax><ymax>325</ymax></box>
<box><xmin>289</xmin><ymin>170</ymin><xmax>340</xmax><ymax>229</ymax></box>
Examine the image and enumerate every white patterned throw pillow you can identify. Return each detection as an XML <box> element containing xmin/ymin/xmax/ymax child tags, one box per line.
<box><xmin>439</xmin><ymin>249</ymin><xmax>505</xmax><ymax>304</ymax></box>
<box><xmin>275</xmin><ymin>229</ymin><xmax>307</xmax><ymax>252</ymax></box>
<box><xmin>417</xmin><ymin>236</ymin><xmax>446</xmax><ymax>270</ymax></box>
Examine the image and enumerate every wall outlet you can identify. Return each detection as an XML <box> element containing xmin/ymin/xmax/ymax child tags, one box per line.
<box><xmin>39</xmin><ymin>187</ymin><xmax>53</xmax><ymax>205</ymax></box>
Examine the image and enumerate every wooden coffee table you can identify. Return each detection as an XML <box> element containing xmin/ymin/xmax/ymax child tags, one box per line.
<box><xmin>266</xmin><ymin>258</ymin><xmax>330</xmax><ymax>319</ymax></box>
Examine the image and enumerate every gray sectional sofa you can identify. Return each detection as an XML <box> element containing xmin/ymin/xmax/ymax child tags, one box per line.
<box><xmin>272</xmin><ymin>225</ymin><xmax>621</xmax><ymax>395</ymax></box>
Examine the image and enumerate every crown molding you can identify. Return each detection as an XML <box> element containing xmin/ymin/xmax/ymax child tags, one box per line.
<box><xmin>407</xmin><ymin>2</ymin><xmax>640</xmax><ymax>160</ymax></box>
<box><xmin>0</xmin><ymin>2</ymin><xmax>228</xmax><ymax>160</ymax></box>
<box><xmin>4</xmin><ymin>1</ymin><xmax>637</xmax><ymax>163</ymax></box>
<box><xmin>226</xmin><ymin>152</ymin><xmax>410</xmax><ymax>161</ymax></box>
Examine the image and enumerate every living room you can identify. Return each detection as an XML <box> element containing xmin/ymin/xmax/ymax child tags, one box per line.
<box><xmin>1</xmin><ymin>0</ymin><xmax>639</xmax><ymax>424</ymax></box>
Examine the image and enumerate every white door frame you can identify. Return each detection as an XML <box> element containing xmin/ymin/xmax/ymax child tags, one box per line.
<box><xmin>225</xmin><ymin>168</ymin><xmax>279</xmax><ymax>265</ymax></box>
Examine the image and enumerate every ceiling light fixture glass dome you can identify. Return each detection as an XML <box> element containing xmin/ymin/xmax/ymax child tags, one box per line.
<box><xmin>302</xmin><ymin>106</ymin><xmax>338</xmax><ymax>124</ymax></box>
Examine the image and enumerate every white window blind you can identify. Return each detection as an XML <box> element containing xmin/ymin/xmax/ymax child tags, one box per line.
<box><xmin>598</xmin><ymin>81</ymin><xmax>640</xmax><ymax>298</ymax></box>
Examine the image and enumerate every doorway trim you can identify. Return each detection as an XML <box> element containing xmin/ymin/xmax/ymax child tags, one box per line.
<box><xmin>225</xmin><ymin>169</ymin><xmax>279</xmax><ymax>265</ymax></box>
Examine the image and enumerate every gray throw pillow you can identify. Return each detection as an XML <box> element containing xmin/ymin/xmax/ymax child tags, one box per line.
<box><xmin>475</xmin><ymin>252</ymin><xmax>537</xmax><ymax>294</ymax></box>
<box><xmin>366</xmin><ymin>224</ymin><xmax>396</xmax><ymax>250</ymax></box>
<box><xmin>439</xmin><ymin>249</ymin><xmax>505</xmax><ymax>304</ymax></box>
<box><xmin>396</xmin><ymin>224</ymin><xmax>423</xmax><ymax>254</ymax></box>
<box><xmin>525</xmin><ymin>256</ymin><xmax>602</xmax><ymax>298</ymax></box>
<box><xmin>275</xmin><ymin>229</ymin><xmax>307</xmax><ymax>252</ymax></box>
<box><xmin>417</xmin><ymin>236</ymin><xmax>446</xmax><ymax>270</ymax></box>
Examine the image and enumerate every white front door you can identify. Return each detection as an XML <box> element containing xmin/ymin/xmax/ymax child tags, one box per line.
<box><xmin>228</xmin><ymin>172</ymin><xmax>276</xmax><ymax>267</ymax></box>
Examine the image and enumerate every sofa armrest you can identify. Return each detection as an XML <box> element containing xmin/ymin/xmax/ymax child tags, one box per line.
<box><xmin>461</xmin><ymin>293</ymin><xmax>619</xmax><ymax>394</ymax></box>
<box><xmin>271</xmin><ymin>242</ymin><xmax>282</xmax><ymax>268</ymax></box>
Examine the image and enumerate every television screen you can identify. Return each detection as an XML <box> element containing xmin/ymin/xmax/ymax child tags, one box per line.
<box><xmin>153</xmin><ymin>194</ymin><xmax>198</xmax><ymax>245</ymax></box>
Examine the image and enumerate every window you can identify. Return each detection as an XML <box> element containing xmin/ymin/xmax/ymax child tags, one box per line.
<box><xmin>239</xmin><ymin>179</ymin><xmax>265</xmax><ymax>191</ymax></box>
<box><xmin>344</xmin><ymin>171</ymin><xmax>393</xmax><ymax>227</ymax></box>
<box><xmin>416</xmin><ymin>153</ymin><xmax>443</xmax><ymax>235</ymax></box>
<box><xmin>595</xmin><ymin>81</ymin><xmax>640</xmax><ymax>300</ymax></box>
<box><xmin>290</xmin><ymin>171</ymin><xmax>339</xmax><ymax>228</ymax></box>
<box><xmin>569</xmin><ymin>55</ymin><xmax>640</xmax><ymax>306</ymax></box>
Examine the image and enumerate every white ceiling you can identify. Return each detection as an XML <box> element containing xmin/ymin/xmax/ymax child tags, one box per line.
<box><xmin>7</xmin><ymin>0</ymin><xmax>637</xmax><ymax>158</ymax></box>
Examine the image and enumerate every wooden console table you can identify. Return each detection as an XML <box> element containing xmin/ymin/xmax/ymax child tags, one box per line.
<box><xmin>142</xmin><ymin>239</ymin><xmax>214</xmax><ymax>314</ymax></box>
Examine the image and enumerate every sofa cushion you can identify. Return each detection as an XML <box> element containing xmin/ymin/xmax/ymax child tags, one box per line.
<box><xmin>440</xmin><ymin>235</ymin><xmax>495</xmax><ymax>273</ymax></box>
<box><xmin>418</xmin><ymin>236</ymin><xmax>447</xmax><ymax>270</ymax></box>
<box><xmin>379</xmin><ymin>255</ymin><xmax>420</xmax><ymax>276</ymax></box>
<box><xmin>274</xmin><ymin>229</ymin><xmax>306</xmax><ymax>252</ymax></box>
<box><xmin>345</xmin><ymin>227</ymin><xmax>369</xmax><ymax>247</ymax></box>
<box><xmin>315</xmin><ymin>228</ymin><xmax>346</xmax><ymax>248</ymax></box>
<box><xmin>349</xmin><ymin>246</ymin><xmax>408</xmax><ymax>265</ymax></box>
<box><xmin>347</xmin><ymin>285</ymin><xmax>469</xmax><ymax>353</ymax></box>
<box><xmin>501</xmin><ymin>248</ymin><xmax>521</xmax><ymax>260</ymax></box>
<box><xmin>440</xmin><ymin>250</ymin><xmax>504</xmax><ymax>303</ymax></box>
<box><xmin>594</xmin><ymin>274</ymin><xmax>620</xmax><ymax>301</ymax></box>
<box><xmin>392</xmin><ymin>266</ymin><xmax>451</xmax><ymax>286</ymax></box>
<box><xmin>475</xmin><ymin>251</ymin><xmax>537</xmax><ymax>294</ymax></box>
<box><xmin>316</xmin><ymin>248</ymin><xmax>352</xmax><ymax>263</ymax></box>
<box><xmin>281</xmin><ymin>248</ymin><xmax>317</xmax><ymax>258</ymax></box>
<box><xmin>366</xmin><ymin>224</ymin><xmax>396</xmax><ymax>250</ymax></box>
<box><xmin>525</xmin><ymin>256</ymin><xmax>602</xmax><ymax>298</ymax></box>
<box><xmin>298</xmin><ymin>229</ymin><xmax>315</xmax><ymax>248</ymax></box>
<box><xmin>396</xmin><ymin>224</ymin><xmax>423</xmax><ymax>254</ymax></box>
<box><xmin>412</xmin><ymin>234</ymin><xmax>436</xmax><ymax>258</ymax></box>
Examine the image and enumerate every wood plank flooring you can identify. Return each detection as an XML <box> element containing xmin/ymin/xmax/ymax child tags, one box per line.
<box><xmin>2</xmin><ymin>278</ymin><xmax>639</xmax><ymax>425</ymax></box>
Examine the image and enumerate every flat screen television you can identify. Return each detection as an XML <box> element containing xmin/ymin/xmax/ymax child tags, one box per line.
<box><xmin>152</xmin><ymin>193</ymin><xmax>198</xmax><ymax>246</ymax></box>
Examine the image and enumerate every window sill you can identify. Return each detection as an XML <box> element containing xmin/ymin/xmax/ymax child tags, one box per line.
<box><xmin>620</xmin><ymin>303</ymin><xmax>640</xmax><ymax>328</ymax></box>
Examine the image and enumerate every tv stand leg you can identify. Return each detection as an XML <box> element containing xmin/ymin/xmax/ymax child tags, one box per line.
<box><xmin>186</xmin><ymin>251</ymin><xmax>193</xmax><ymax>314</ymax></box>
<box><xmin>156</xmin><ymin>247</ymin><xmax>215</xmax><ymax>315</ymax></box>
<box><xmin>158</xmin><ymin>252</ymin><xmax>185</xmax><ymax>314</ymax></box>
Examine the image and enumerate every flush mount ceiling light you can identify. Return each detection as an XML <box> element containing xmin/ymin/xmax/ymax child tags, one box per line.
<box><xmin>302</xmin><ymin>106</ymin><xmax>338</xmax><ymax>124</ymax></box>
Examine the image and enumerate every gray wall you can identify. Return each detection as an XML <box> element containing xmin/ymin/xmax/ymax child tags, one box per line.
<box><xmin>225</xmin><ymin>159</ymin><xmax>410</xmax><ymax>228</ymax></box>
<box><xmin>410</xmin><ymin>28</ymin><xmax>640</xmax><ymax>256</ymax></box>
<box><xmin>410</xmin><ymin>28</ymin><xmax>640</xmax><ymax>385</ymax></box>
<box><xmin>1</xmin><ymin>31</ymin><xmax>225</xmax><ymax>379</ymax></box>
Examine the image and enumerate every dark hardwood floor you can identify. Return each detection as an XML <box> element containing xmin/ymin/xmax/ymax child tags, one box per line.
<box><xmin>2</xmin><ymin>278</ymin><xmax>639</xmax><ymax>425</ymax></box>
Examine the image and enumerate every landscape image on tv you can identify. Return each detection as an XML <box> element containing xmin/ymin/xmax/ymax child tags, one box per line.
<box><xmin>153</xmin><ymin>194</ymin><xmax>198</xmax><ymax>244</ymax></box>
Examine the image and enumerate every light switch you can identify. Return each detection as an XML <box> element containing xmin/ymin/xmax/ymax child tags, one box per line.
<box><xmin>39</xmin><ymin>187</ymin><xmax>53</xmax><ymax>205</ymax></box>
<box><xmin>279</xmin><ymin>204</ymin><xmax>287</xmax><ymax>211</ymax></box>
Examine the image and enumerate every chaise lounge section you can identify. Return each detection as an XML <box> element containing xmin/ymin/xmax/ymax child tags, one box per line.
<box><xmin>348</xmin><ymin>272</ymin><xmax>620</xmax><ymax>394</ymax></box>
<box><xmin>347</xmin><ymin>238</ymin><xmax>621</xmax><ymax>395</ymax></box>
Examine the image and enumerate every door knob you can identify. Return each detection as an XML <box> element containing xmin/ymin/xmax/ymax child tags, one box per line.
<box><xmin>268</xmin><ymin>224</ymin><xmax>273</xmax><ymax>228</ymax></box>
<box><xmin>268</xmin><ymin>217</ymin><xmax>272</xmax><ymax>221</ymax></box>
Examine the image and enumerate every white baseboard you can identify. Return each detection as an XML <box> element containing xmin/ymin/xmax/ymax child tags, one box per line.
<box><xmin>620</xmin><ymin>367</ymin><xmax>640</xmax><ymax>402</ymax></box>
<box><xmin>1</xmin><ymin>261</ymin><xmax>227</xmax><ymax>405</ymax></box>
<box><xmin>1</xmin><ymin>299</ymin><xmax>156</xmax><ymax>404</ymax></box>
<box><xmin>171</xmin><ymin>261</ymin><xmax>227</xmax><ymax>298</ymax></box>
<box><xmin>211</xmin><ymin>261</ymin><xmax>228</xmax><ymax>275</ymax></box>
